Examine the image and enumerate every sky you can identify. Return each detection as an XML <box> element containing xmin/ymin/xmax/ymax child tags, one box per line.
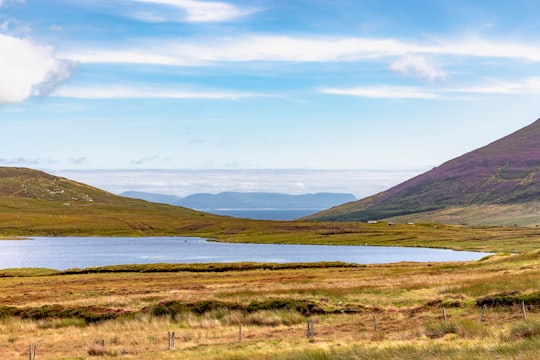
<box><xmin>2</xmin><ymin>0</ymin><xmax>540</xmax><ymax>197</ymax></box>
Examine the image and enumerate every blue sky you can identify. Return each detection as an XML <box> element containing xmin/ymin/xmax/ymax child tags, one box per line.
<box><xmin>2</xmin><ymin>0</ymin><xmax>540</xmax><ymax>196</ymax></box>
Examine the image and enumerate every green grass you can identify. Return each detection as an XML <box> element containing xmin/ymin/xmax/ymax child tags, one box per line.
<box><xmin>0</xmin><ymin>268</ymin><xmax>60</xmax><ymax>277</ymax></box>
<box><xmin>2</xmin><ymin>185</ymin><xmax>540</xmax><ymax>254</ymax></box>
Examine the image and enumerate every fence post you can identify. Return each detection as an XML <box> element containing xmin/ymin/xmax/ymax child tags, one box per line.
<box><xmin>167</xmin><ymin>331</ymin><xmax>175</xmax><ymax>350</ymax></box>
<box><xmin>521</xmin><ymin>301</ymin><xmax>527</xmax><ymax>320</ymax></box>
<box><xmin>442</xmin><ymin>307</ymin><xmax>447</xmax><ymax>322</ymax></box>
<box><xmin>238</xmin><ymin>325</ymin><xmax>242</xmax><ymax>342</ymax></box>
<box><xmin>307</xmin><ymin>320</ymin><xmax>315</xmax><ymax>340</ymax></box>
<box><xmin>28</xmin><ymin>344</ymin><xmax>37</xmax><ymax>360</ymax></box>
<box><xmin>478</xmin><ymin>304</ymin><xmax>487</xmax><ymax>323</ymax></box>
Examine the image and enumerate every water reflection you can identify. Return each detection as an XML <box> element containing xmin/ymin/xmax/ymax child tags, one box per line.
<box><xmin>0</xmin><ymin>237</ymin><xmax>491</xmax><ymax>270</ymax></box>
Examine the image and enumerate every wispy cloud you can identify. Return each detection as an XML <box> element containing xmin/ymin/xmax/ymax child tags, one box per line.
<box><xmin>0</xmin><ymin>34</ymin><xmax>74</xmax><ymax>104</ymax></box>
<box><xmin>63</xmin><ymin>36</ymin><xmax>412</xmax><ymax>65</ymax></box>
<box><xmin>0</xmin><ymin>157</ymin><xmax>58</xmax><ymax>165</ymax></box>
<box><xmin>319</xmin><ymin>86</ymin><xmax>439</xmax><ymax>99</ymax></box>
<box><xmin>0</xmin><ymin>18</ymin><xmax>31</xmax><ymax>36</ymax></box>
<box><xmin>447</xmin><ymin>77</ymin><xmax>540</xmax><ymax>94</ymax></box>
<box><xmin>128</xmin><ymin>0</ymin><xmax>258</xmax><ymax>23</ymax></box>
<box><xmin>51</xmin><ymin>169</ymin><xmax>422</xmax><ymax>198</ymax></box>
<box><xmin>63</xmin><ymin>35</ymin><xmax>540</xmax><ymax>67</ymax></box>
<box><xmin>319</xmin><ymin>77</ymin><xmax>540</xmax><ymax>99</ymax></box>
<box><xmin>390</xmin><ymin>55</ymin><xmax>446</xmax><ymax>80</ymax></box>
<box><xmin>0</xmin><ymin>0</ymin><xmax>25</xmax><ymax>8</ymax></box>
<box><xmin>130</xmin><ymin>156</ymin><xmax>161</xmax><ymax>165</ymax></box>
<box><xmin>52</xmin><ymin>85</ymin><xmax>257</xmax><ymax>100</ymax></box>
<box><xmin>69</xmin><ymin>157</ymin><xmax>88</xmax><ymax>165</ymax></box>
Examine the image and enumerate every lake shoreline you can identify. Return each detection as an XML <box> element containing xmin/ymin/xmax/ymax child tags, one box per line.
<box><xmin>0</xmin><ymin>236</ymin><xmax>492</xmax><ymax>271</ymax></box>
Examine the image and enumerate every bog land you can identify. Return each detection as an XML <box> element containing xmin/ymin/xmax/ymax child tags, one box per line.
<box><xmin>0</xmin><ymin>251</ymin><xmax>539</xmax><ymax>359</ymax></box>
<box><xmin>1</xmin><ymin>219</ymin><xmax>540</xmax><ymax>359</ymax></box>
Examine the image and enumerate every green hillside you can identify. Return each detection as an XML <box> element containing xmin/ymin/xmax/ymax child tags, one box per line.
<box><xmin>0</xmin><ymin>166</ymin><xmax>234</xmax><ymax>237</ymax></box>
<box><xmin>3</xmin><ymin>166</ymin><xmax>540</xmax><ymax>254</ymax></box>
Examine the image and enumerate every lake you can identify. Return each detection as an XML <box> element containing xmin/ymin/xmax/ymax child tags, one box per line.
<box><xmin>0</xmin><ymin>237</ymin><xmax>491</xmax><ymax>270</ymax></box>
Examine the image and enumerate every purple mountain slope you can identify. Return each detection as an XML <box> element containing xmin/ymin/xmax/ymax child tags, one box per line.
<box><xmin>307</xmin><ymin>118</ymin><xmax>540</xmax><ymax>223</ymax></box>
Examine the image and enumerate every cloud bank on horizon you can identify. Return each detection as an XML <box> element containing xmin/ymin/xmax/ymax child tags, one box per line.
<box><xmin>1</xmin><ymin>0</ymin><xmax>540</xmax><ymax>178</ymax></box>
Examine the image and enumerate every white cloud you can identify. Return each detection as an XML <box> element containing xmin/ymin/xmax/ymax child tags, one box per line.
<box><xmin>131</xmin><ymin>155</ymin><xmax>160</xmax><ymax>165</ymax></box>
<box><xmin>320</xmin><ymin>86</ymin><xmax>439</xmax><ymax>99</ymax></box>
<box><xmin>129</xmin><ymin>0</ymin><xmax>256</xmax><ymax>23</ymax></box>
<box><xmin>50</xmin><ymin>169</ymin><xmax>421</xmax><ymax>198</ymax></box>
<box><xmin>62</xmin><ymin>49</ymin><xmax>190</xmax><ymax>66</ymax></box>
<box><xmin>0</xmin><ymin>157</ymin><xmax>58</xmax><ymax>165</ymax></box>
<box><xmin>390</xmin><ymin>55</ymin><xmax>446</xmax><ymax>80</ymax></box>
<box><xmin>52</xmin><ymin>85</ymin><xmax>256</xmax><ymax>100</ymax></box>
<box><xmin>447</xmin><ymin>77</ymin><xmax>540</xmax><ymax>94</ymax></box>
<box><xmin>0</xmin><ymin>0</ymin><xmax>25</xmax><ymax>7</ymax></box>
<box><xmin>63</xmin><ymin>36</ymin><xmax>414</xmax><ymax>66</ymax></box>
<box><xmin>319</xmin><ymin>77</ymin><xmax>540</xmax><ymax>100</ymax></box>
<box><xmin>62</xmin><ymin>34</ymin><xmax>540</xmax><ymax>68</ymax></box>
<box><xmin>1</xmin><ymin>18</ymin><xmax>31</xmax><ymax>36</ymax></box>
<box><xmin>0</xmin><ymin>34</ymin><xmax>74</xmax><ymax>104</ymax></box>
<box><xmin>433</xmin><ymin>37</ymin><xmax>540</xmax><ymax>61</ymax></box>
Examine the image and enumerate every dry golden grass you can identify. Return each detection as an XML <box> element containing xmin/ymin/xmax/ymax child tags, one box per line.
<box><xmin>0</xmin><ymin>251</ymin><xmax>539</xmax><ymax>359</ymax></box>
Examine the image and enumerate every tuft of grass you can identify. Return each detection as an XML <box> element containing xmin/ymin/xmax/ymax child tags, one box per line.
<box><xmin>87</xmin><ymin>343</ymin><xmax>116</xmax><ymax>357</ymax></box>
<box><xmin>38</xmin><ymin>318</ymin><xmax>87</xmax><ymax>329</ymax></box>
<box><xmin>243</xmin><ymin>310</ymin><xmax>305</xmax><ymax>327</ymax></box>
<box><xmin>424</xmin><ymin>319</ymin><xmax>491</xmax><ymax>340</ymax></box>
<box><xmin>456</xmin><ymin>318</ymin><xmax>492</xmax><ymax>339</ymax></box>
<box><xmin>508</xmin><ymin>320</ymin><xmax>540</xmax><ymax>340</ymax></box>
<box><xmin>424</xmin><ymin>321</ymin><xmax>459</xmax><ymax>339</ymax></box>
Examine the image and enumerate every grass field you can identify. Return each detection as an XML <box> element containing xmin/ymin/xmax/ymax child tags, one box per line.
<box><xmin>1</xmin><ymin>184</ymin><xmax>540</xmax><ymax>358</ymax></box>
<box><xmin>1</xmin><ymin>168</ymin><xmax>539</xmax><ymax>358</ymax></box>
<box><xmin>0</xmin><ymin>249</ymin><xmax>539</xmax><ymax>359</ymax></box>
<box><xmin>3</xmin><ymin>198</ymin><xmax>540</xmax><ymax>254</ymax></box>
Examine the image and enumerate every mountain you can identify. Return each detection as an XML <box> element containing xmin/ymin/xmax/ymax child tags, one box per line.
<box><xmin>120</xmin><ymin>191</ymin><xmax>355</xmax><ymax>210</ymax></box>
<box><xmin>118</xmin><ymin>191</ymin><xmax>356</xmax><ymax>220</ymax></box>
<box><xmin>0</xmin><ymin>167</ymin><xmax>120</xmax><ymax>204</ymax></box>
<box><xmin>306</xmin><ymin>118</ymin><xmax>540</xmax><ymax>226</ymax></box>
<box><xmin>177</xmin><ymin>192</ymin><xmax>356</xmax><ymax>210</ymax></box>
<box><xmin>120</xmin><ymin>191</ymin><xmax>183</xmax><ymax>205</ymax></box>
<box><xmin>0</xmin><ymin>167</ymin><xmax>229</xmax><ymax>236</ymax></box>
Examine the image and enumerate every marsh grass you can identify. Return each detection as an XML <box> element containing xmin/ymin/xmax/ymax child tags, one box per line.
<box><xmin>424</xmin><ymin>321</ymin><xmax>459</xmax><ymax>339</ymax></box>
<box><xmin>508</xmin><ymin>319</ymin><xmax>540</xmax><ymax>340</ymax></box>
<box><xmin>37</xmin><ymin>317</ymin><xmax>87</xmax><ymax>329</ymax></box>
<box><xmin>0</xmin><ymin>251</ymin><xmax>538</xmax><ymax>359</ymax></box>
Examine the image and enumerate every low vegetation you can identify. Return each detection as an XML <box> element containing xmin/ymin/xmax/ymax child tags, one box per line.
<box><xmin>2</xmin><ymin>166</ymin><xmax>540</xmax><ymax>254</ymax></box>
<box><xmin>1</xmin><ymin>167</ymin><xmax>539</xmax><ymax>358</ymax></box>
<box><xmin>0</xmin><ymin>250</ymin><xmax>538</xmax><ymax>359</ymax></box>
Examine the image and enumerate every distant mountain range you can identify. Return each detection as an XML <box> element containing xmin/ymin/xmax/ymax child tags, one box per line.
<box><xmin>120</xmin><ymin>191</ymin><xmax>356</xmax><ymax>210</ymax></box>
<box><xmin>120</xmin><ymin>191</ymin><xmax>183</xmax><ymax>205</ymax></box>
<box><xmin>306</xmin><ymin>118</ymin><xmax>540</xmax><ymax>226</ymax></box>
<box><xmin>5</xmin><ymin>114</ymin><xmax>540</xmax><ymax>228</ymax></box>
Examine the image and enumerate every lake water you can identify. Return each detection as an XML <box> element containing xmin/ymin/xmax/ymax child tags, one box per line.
<box><xmin>0</xmin><ymin>237</ymin><xmax>491</xmax><ymax>270</ymax></box>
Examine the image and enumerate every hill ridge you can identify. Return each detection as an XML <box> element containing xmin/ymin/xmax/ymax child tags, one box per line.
<box><xmin>121</xmin><ymin>191</ymin><xmax>356</xmax><ymax>210</ymax></box>
<box><xmin>306</xmin><ymin>118</ymin><xmax>540</xmax><ymax>225</ymax></box>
